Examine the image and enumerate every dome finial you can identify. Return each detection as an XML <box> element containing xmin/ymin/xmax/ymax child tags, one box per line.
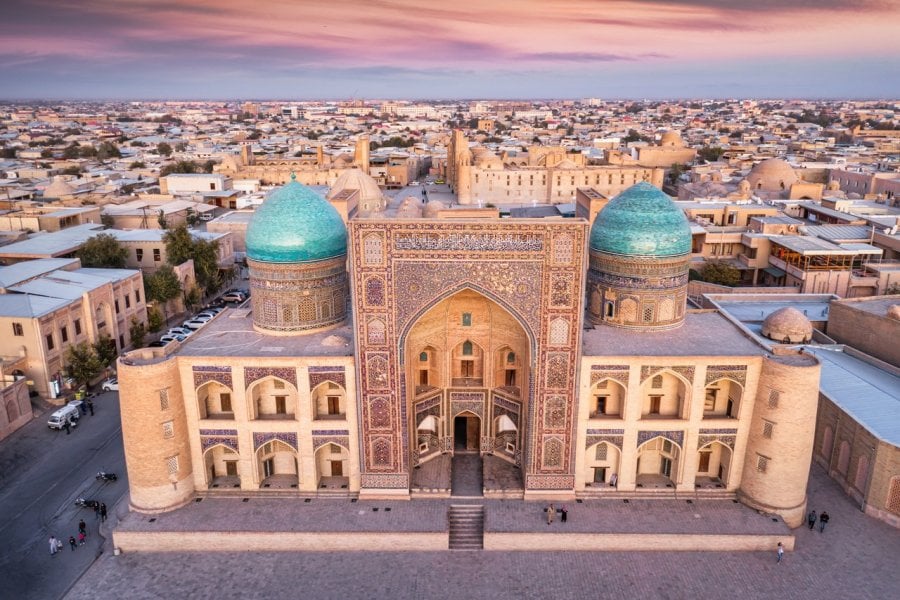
<box><xmin>290</xmin><ymin>171</ymin><xmax>297</xmax><ymax>182</ymax></box>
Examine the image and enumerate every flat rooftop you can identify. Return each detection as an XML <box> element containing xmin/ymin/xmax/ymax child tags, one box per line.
<box><xmin>804</xmin><ymin>346</ymin><xmax>900</xmax><ymax>447</ymax></box>
<box><xmin>174</xmin><ymin>309</ymin><xmax>355</xmax><ymax>359</ymax></box>
<box><xmin>833</xmin><ymin>295</ymin><xmax>900</xmax><ymax>318</ymax></box>
<box><xmin>581</xmin><ymin>310</ymin><xmax>763</xmax><ymax>358</ymax></box>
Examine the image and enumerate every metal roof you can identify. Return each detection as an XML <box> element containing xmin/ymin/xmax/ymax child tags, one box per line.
<box><xmin>0</xmin><ymin>258</ymin><xmax>80</xmax><ymax>289</ymax></box>
<box><xmin>0</xmin><ymin>293</ymin><xmax>69</xmax><ymax>318</ymax></box>
<box><xmin>804</xmin><ymin>346</ymin><xmax>900</xmax><ymax>447</ymax></box>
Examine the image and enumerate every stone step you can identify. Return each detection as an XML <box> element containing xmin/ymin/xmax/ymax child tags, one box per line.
<box><xmin>448</xmin><ymin>504</ymin><xmax>485</xmax><ymax>550</ymax></box>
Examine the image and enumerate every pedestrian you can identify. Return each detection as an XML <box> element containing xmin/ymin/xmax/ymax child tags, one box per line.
<box><xmin>99</xmin><ymin>503</ymin><xmax>108</xmax><ymax>523</ymax></box>
<box><xmin>49</xmin><ymin>536</ymin><xmax>58</xmax><ymax>556</ymax></box>
<box><xmin>68</xmin><ymin>536</ymin><xmax>77</xmax><ymax>551</ymax></box>
<box><xmin>87</xmin><ymin>398</ymin><xmax>94</xmax><ymax>416</ymax></box>
<box><xmin>776</xmin><ymin>542</ymin><xmax>784</xmax><ymax>563</ymax></box>
<box><xmin>561</xmin><ymin>505</ymin><xmax>568</xmax><ymax>523</ymax></box>
<box><xmin>94</xmin><ymin>503</ymin><xmax>101</xmax><ymax>520</ymax></box>
<box><xmin>78</xmin><ymin>519</ymin><xmax>86</xmax><ymax>536</ymax></box>
<box><xmin>546</xmin><ymin>503</ymin><xmax>555</xmax><ymax>525</ymax></box>
<box><xmin>819</xmin><ymin>511</ymin><xmax>830</xmax><ymax>533</ymax></box>
<box><xmin>807</xmin><ymin>509</ymin><xmax>817</xmax><ymax>530</ymax></box>
<box><xmin>77</xmin><ymin>532</ymin><xmax>85</xmax><ymax>546</ymax></box>
<box><xmin>79</xmin><ymin>401</ymin><xmax>86</xmax><ymax>415</ymax></box>
<box><xmin>64</xmin><ymin>420</ymin><xmax>70</xmax><ymax>435</ymax></box>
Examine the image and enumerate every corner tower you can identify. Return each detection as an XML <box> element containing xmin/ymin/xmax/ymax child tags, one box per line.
<box><xmin>245</xmin><ymin>175</ymin><xmax>349</xmax><ymax>334</ymax></box>
<box><xmin>587</xmin><ymin>182</ymin><xmax>691</xmax><ymax>330</ymax></box>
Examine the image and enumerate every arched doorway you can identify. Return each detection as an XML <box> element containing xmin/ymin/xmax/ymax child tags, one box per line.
<box><xmin>696</xmin><ymin>441</ymin><xmax>733</xmax><ymax>489</ymax></box>
<box><xmin>403</xmin><ymin>288</ymin><xmax>532</xmax><ymax>490</ymax></box>
<box><xmin>703</xmin><ymin>379</ymin><xmax>743</xmax><ymax>419</ymax></box>
<box><xmin>247</xmin><ymin>376</ymin><xmax>297</xmax><ymax>420</ymax></box>
<box><xmin>196</xmin><ymin>381</ymin><xmax>234</xmax><ymax>420</ymax></box>
<box><xmin>255</xmin><ymin>440</ymin><xmax>298</xmax><ymax>489</ymax></box>
<box><xmin>636</xmin><ymin>436</ymin><xmax>681</xmax><ymax>488</ymax></box>
<box><xmin>203</xmin><ymin>444</ymin><xmax>240</xmax><ymax>489</ymax></box>
<box><xmin>590</xmin><ymin>378</ymin><xmax>626</xmax><ymax>418</ymax></box>
<box><xmin>453</xmin><ymin>411</ymin><xmax>481</xmax><ymax>452</ymax></box>
<box><xmin>584</xmin><ymin>442</ymin><xmax>621</xmax><ymax>488</ymax></box>
<box><xmin>640</xmin><ymin>370</ymin><xmax>691</xmax><ymax>419</ymax></box>
<box><xmin>315</xmin><ymin>443</ymin><xmax>350</xmax><ymax>490</ymax></box>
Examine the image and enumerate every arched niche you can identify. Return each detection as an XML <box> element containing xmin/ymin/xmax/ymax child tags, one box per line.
<box><xmin>196</xmin><ymin>380</ymin><xmax>234</xmax><ymax>420</ymax></box>
<box><xmin>203</xmin><ymin>443</ymin><xmax>240</xmax><ymax>488</ymax></box>
<box><xmin>311</xmin><ymin>380</ymin><xmax>346</xmax><ymax>421</ymax></box>
<box><xmin>584</xmin><ymin>441</ymin><xmax>621</xmax><ymax>487</ymax></box>
<box><xmin>635</xmin><ymin>436</ymin><xmax>681</xmax><ymax>488</ymax></box>
<box><xmin>640</xmin><ymin>370</ymin><xmax>690</xmax><ymax>419</ymax></box>
<box><xmin>695</xmin><ymin>440</ymin><xmax>733</xmax><ymax>488</ymax></box>
<box><xmin>590</xmin><ymin>378</ymin><xmax>625</xmax><ymax>418</ymax></box>
<box><xmin>248</xmin><ymin>376</ymin><xmax>297</xmax><ymax>420</ymax></box>
<box><xmin>256</xmin><ymin>439</ymin><xmax>298</xmax><ymax>488</ymax></box>
<box><xmin>703</xmin><ymin>378</ymin><xmax>743</xmax><ymax>419</ymax></box>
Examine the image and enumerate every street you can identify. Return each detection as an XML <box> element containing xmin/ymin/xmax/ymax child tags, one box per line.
<box><xmin>0</xmin><ymin>391</ymin><xmax>127</xmax><ymax>600</ymax></box>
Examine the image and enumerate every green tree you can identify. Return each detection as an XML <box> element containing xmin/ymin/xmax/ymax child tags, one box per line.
<box><xmin>157</xmin><ymin>209</ymin><xmax>168</xmax><ymax>230</ymax></box>
<box><xmin>93</xmin><ymin>335</ymin><xmax>118</xmax><ymax>368</ymax></box>
<box><xmin>144</xmin><ymin>264</ymin><xmax>182</xmax><ymax>320</ymax></box>
<box><xmin>157</xmin><ymin>142</ymin><xmax>173</xmax><ymax>156</ymax></box>
<box><xmin>159</xmin><ymin>160</ymin><xmax>200</xmax><ymax>177</ymax></box>
<box><xmin>40</xmin><ymin>148</ymin><xmax>54</xmax><ymax>158</ymax></box>
<box><xmin>129</xmin><ymin>161</ymin><xmax>146</xmax><ymax>169</ymax></box>
<box><xmin>668</xmin><ymin>163</ymin><xmax>685</xmax><ymax>185</ymax></box>
<box><xmin>128</xmin><ymin>317</ymin><xmax>146</xmax><ymax>348</ymax></box>
<box><xmin>65</xmin><ymin>341</ymin><xmax>104</xmax><ymax>389</ymax></box>
<box><xmin>183</xmin><ymin>284</ymin><xmax>203</xmax><ymax>312</ymax></box>
<box><xmin>75</xmin><ymin>233</ymin><xmax>128</xmax><ymax>268</ymax></box>
<box><xmin>700</xmin><ymin>261</ymin><xmax>741</xmax><ymax>287</ymax></box>
<box><xmin>623</xmin><ymin>129</ymin><xmax>647</xmax><ymax>143</ymax></box>
<box><xmin>164</xmin><ymin>224</ymin><xmax>223</xmax><ymax>296</ymax></box>
<box><xmin>697</xmin><ymin>146</ymin><xmax>725</xmax><ymax>163</ymax></box>
<box><xmin>96</xmin><ymin>141</ymin><xmax>121</xmax><ymax>160</ymax></box>
<box><xmin>147</xmin><ymin>306</ymin><xmax>164</xmax><ymax>333</ymax></box>
<box><xmin>885</xmin><ymin>282</ymin><xmax>900</xmax><ymax>295</ymax></box>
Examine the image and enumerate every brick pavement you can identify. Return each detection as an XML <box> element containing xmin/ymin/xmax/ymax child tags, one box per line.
<box><xmin>66</xmin><ymin>467</ymin><xmax>900</xmax><ymax>600</ymax></box>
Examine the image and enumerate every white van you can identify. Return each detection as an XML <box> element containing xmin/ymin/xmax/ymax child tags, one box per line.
<box><xmin>47</xmin><ymin>404</ymin><xmax>80</xmax><ymax>430</ymax></box>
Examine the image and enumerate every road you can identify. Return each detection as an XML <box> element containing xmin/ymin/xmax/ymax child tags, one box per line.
<box><xmin>0</xmin><ymin>391</ymin><xmax>127</xmax><ymax>600</ymax></box>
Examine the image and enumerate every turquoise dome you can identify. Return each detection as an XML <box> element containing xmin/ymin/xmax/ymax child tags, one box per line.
<box><xmin>589</xmin><ymin>182</ymin><xmax>691</xmax><ymax>257</ymax></box>
<box><xmin>246</xmin><ymin>179</ymin><xmax>347</xmax><ymax>263</ymax></box>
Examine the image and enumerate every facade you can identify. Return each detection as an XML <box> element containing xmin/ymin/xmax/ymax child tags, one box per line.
<box><xmin>0</xmin><ymin>259</ymin><xmax>148</xmax><ymax>397</ymax></box>
<box><xmin>447</xmin><ymin>130</ymin><xmax>664</xmax><ymax>205</ymax></box>
<box><xmin>118</xmin><ymin>179</ymin><xmax>822</xmax><ymax>527</ymax></box>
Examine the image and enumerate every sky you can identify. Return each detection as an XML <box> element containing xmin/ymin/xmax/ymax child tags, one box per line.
<box><xmin>1</xmin><ymin>0</ymin><xmax>899</xmax><ymax>100</ymax></box>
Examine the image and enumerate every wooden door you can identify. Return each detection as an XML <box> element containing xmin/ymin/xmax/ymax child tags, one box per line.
<box><xmin>331</xmin><ymin>461</ymin><xmax>343</xmax><ymax>477</ymax></box>
<box><xmin>225</xmin><ymin>461</ymin><xmax>238</xmax><ymax>476</ymax></box>
<box><xmin>699</xmin><ymin>451</ymin><xmax>711</xmax><ymax>473</ymax></box>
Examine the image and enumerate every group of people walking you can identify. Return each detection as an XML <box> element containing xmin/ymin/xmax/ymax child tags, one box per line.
<box><xmin>544</xmin><ymin>503</ymin><xmax>568</xmax><ymax>524</ymax></box>
<box><xmin>807</xmin><ymin>510</ymin><xmax>830</xmax><ymax>532</ymax></box>
<box><xmin>48</xmin><ymin>505</ymin><xmax>107</xmax><ymax>557</ymax></box>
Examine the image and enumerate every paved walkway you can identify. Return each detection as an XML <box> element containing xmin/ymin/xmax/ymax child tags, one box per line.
<box><xmin>451</xmin><ymin>453</ymin><xmax>483</xmax><ymax>497</ymax></box>
<box><xmin>66</xmin><ymin>467</ymin><xmax>900</xmax><ymax>600</ymax></box>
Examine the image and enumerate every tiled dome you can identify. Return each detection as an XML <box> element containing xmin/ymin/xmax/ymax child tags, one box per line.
<box><xmin>589</xmin><ymin>182</ymin><xmax>691</xmax><ymax>257</ymax></box>
<box><xmin>246</xmin><ymin>177</ymin><xmax>347</xmax><ymax>263</ymax></box>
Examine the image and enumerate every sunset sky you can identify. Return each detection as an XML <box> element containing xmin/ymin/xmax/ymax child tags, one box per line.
<box><xmin>2</xmin><ymin>0</ymin><xmax>899</xmax><ymax>99</ymax></box>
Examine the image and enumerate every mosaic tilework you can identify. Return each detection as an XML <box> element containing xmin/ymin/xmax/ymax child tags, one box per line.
<box><xmin>312</xmin><ymin>435</ymin><xmax>350</xmax><ymax>451</ymax></box>
<box><xmin>705</xmin><ymin>365</ymin><xmax>748</xmax><ymax>386</ymax></box>
<box><xmin>349</xmin><ymin>220</ymin><xmax>588</xmax><ymax>491</ymax></box>
<box><xmin>244</xmin><ymin>367</ymin><xmax>297</xmax><ymax>389</ymax></box>
<box><xmin>252</xmin><ymin>431</ymin><xmax>298</xmax><ymax>451</ymax></box>
<box><xmin>590</xmin><ymin>368</ymin><xmax>630</xmax><ymax>387</ymax></box>
<box><xmin>640</xmin><ymin>365</ymin><xmax>695</xmax><ymax>384</ymax></box>
<box><xmin>585</xmin><ymin>435</ymin><xmax>624</xmax><ymax>451</ymax></box>
<box><xmin>308</xmin><ymin>368</ymin><xmax>346</xmax><ymax>392</ymax></box>
<box><xmin>199</xmin><ymin>428</ymin><xmax>240</xmax><ymax>453</ymax></box>
<box><xmin>192</xmin><ymin>366</ymin><xmax>233</xmax><ymax>390</ymax></box>
<box><xmin>525</xmin><ymin>474</ymin><xmax>576</xmax><ymax>490</ymax></box>
<box><xmin>637</xmin><ymin>430</ymin><xmax>684</xmax><ymax>448</ymax></box>
<box><xmin>360</xmin><ymin>473</ymin><xmax>408</xmax><ymax>488</ymax></box>
<box><xmin>698</xmin><ymin>428</ymin><xmax>739</xmax><ymax>450</ymax></box>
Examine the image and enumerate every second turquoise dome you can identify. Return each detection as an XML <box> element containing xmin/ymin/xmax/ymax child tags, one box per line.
<box><xmin>589</xmin><ymin>182</ymin><xmax>691</xmax><ymax>257</ymax></box>
<box><xmin>246</xmin><ymin>179</ymin><xmax>347</xmax><ymax>263</ymax></box>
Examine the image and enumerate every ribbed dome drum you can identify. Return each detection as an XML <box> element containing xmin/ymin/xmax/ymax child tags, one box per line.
<box><xmin>587</xmin><ymin>182</ymin><xmax>691</xmax><ymax>330</ymax></box>
<box><xmin>247</xmin><ymin>176</ymin><xmax>349</xmax><ymax>335</ymax></box>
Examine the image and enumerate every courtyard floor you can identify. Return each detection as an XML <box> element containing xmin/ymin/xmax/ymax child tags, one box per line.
<box><xmin>64</xmin><ymin>466</ymin><xmax>900</xmax><ymax>600</ymax></box>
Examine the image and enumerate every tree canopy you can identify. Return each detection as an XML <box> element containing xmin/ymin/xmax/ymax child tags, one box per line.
<box><xmin>75</xmin><ymin>233</ymin><xmax>128</xmax><ymax>269</ymax></box>
<box><xmin>699</xmin><ymin>261</ymin><xmax>741</xmax><ymax>287</ymax></box>
<box><xmin>144</xmin><ymin>264</ymin><xmax>182</xmax><ymax>306</ymax></box>
<box><xmin>65</xmin><ymin>341</ymin><xmax>104</xmax><ymax>388</ymax></box>
<box><xmin>163</xmin><ymin>224</ymin><xmax>223</xmax><ymax>295</ymax></box>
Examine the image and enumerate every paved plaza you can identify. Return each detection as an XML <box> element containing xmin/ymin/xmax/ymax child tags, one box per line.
<box><xmin>62</xmin><ymin>466</ymin><xmax>900</xmax><ymax>599</ymax></box>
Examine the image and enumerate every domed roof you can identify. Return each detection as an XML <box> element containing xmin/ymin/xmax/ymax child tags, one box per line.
<box><xmin>423</xmin><ymin>199</ymin><xmax>447</xmax><ymax>218</ymax></box>
<box><xmin>327</xmin><ymin>168</ymin><xmax>386</xmax><ymax>212</ymax></box>
<box><xmin>555</xmin><ymin>159</ymin><xmax>578</xmax><ymax>169</ymax></box>
<box><xmin>396</xmin><ymin>196</ymin><xmax>423</xmax><ymax>218</ymax></box>
<box><xmin>746</xmin><ymin>159</ymin><xmax>798</xmax><ymax>192</ymax></box>
<box><xmin>246</xmin><ymin>177</ymin><xmax>346</xmax><ymax>263</ymax></box>
<box><xmin>589</xmin><ymin>182</ymin><xmax>691</xmax><ymax>257</ymax></box>
<box><xmin>659</xmin><ymin>130</ymin><xmax>685</xmax><ymax>147</ymax></box>
<box><xmin>761</xmin><ymin>307</ymin><xmax>813</xmax><ymax>343</ymax></box>
<box><xmin>43</xmin><ymin>176</ymin><xmax>76</xmax><ymax>198</ymax></box>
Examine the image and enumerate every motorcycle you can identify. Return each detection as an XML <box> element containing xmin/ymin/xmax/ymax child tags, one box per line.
<box><xmin>96</xmin><ymin>471</ymin><xmax>118</xmax><ymax>482</ymax></box>
<box><xmin>75</xmin><ymin>497</ymin><xmax>100</xmax><ymax>509</ymax></box>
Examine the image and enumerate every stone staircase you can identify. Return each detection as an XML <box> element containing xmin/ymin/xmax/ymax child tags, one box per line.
<box><xmin>448</xmin><ymin>505</ymin><xmax>484</xmax><ymax>550</ymax></box>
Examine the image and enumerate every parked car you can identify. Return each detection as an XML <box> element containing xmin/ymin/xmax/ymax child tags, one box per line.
<box><xmin>159</xmin><ymin>334</ymin><xmax>186</xmax><ymax>344</ymax></box>
<box><xmin>196</xmin><ymin>308</ymin><xmax>222</xmax><ymax>319</ymax></box>
<box><xmin>48</xmin><ymin>404</ymin><xmax>79</xmax><ymax>429</ymax></box>
<box><xmin>147</xmin><ymin>341</ymin><xmax>168</xmax><ymax>347</ymax></box>
<box><xmin>167</xmin><ymin>327</ymin><xmax>193</xmax><ymax>337</ymax></box>
<box><xmin>191</xmin><ymin>314</ymin><xmax>214</xmax><ymax>323</ymax></box>
<box><xmin>221</xmin><ymin>291</ymin><xmax>246</xmax><ymax>303</ymax></box>
<box><xmin>182</xmin><ymin>319</ymin><xmax>208</xmax><ymax>330</ymax></box>
<box><xmin>101</xmin><ymin>378</ymin><xmax>119</xmax><ymax>392</ymax></box>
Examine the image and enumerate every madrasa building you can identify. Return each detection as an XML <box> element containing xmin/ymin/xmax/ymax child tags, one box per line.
<box><xmin>117</xmin><ymin>175</ymin><xmax>822</xmax><ymax>528</ymax></box>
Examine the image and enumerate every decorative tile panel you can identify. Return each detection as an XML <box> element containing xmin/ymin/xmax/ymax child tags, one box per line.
<box><xmin>637</xmin><ymin>430</ymin><xmax>684</xmax><ymax>448</ymax></box>
<box><xmin>253</xmin><ymin>431</ymin><xmax>298</xmax><ymax>451</ymax></box>
<box><xmin>244</xmin><ymin>366</ymin><xmax>297</xmax><ymax>389</ymax></box>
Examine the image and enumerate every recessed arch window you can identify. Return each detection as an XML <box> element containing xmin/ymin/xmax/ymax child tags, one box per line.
<box><xmin>462</xmin><ymin>313</ymin><xmax>472</xmax><ymax>326</ymax></box>
<box><xmin>419</xmin><ymin>351</ymin><xmax>428</xmax><ymax>362</ymax></box>
<box><xmin>462</xmin><ymin>341</ymin><xmax>473</xmax><ymax>356</ymax></box>
<box><xmin>507</xmin><ymin>352</ymin><xmax>516</xmax><ymax>364</ymax></box>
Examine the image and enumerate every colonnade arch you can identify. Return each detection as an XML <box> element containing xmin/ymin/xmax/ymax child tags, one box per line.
<box><xmin>584</xmin><ymin>441</ymin><xmax>621</xmax><ymax>487</ymax></box>
<box><xmin>703</xmin><ymin>378</ymin><xmax>743</xmax><ymax>419</ymax></box>
<box><xmin>196</xmin><ymin>380</ymin><xmax>234</xmax><ymax>419</ymax></box>
<box><xmin>247</xmin><ymin>376</ymin><xmax>297</xmax><ymax>420</ymax></box>
<box><xmin>255</xmin><ymin>439</ymin><xmax>298</xmax><ymax>488</ymax></box>
<box><xmin>203</xmin><ymin>443</ymin><xmax>240</xmax><ymax>488</ymax></box>
<box><xmin>635</xmin><ymin>436</ymin><xmax>681</xmax><ymax>487</ymax></box>
<box><xmin>696</xmin><ymin>440</ymin><xmax>733</xmax><ymax>487</ymax></box>
<box><xmin>640</xmin><ymin>370</ymin><xmax>691</xmax><ymax>419</ymax></box>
